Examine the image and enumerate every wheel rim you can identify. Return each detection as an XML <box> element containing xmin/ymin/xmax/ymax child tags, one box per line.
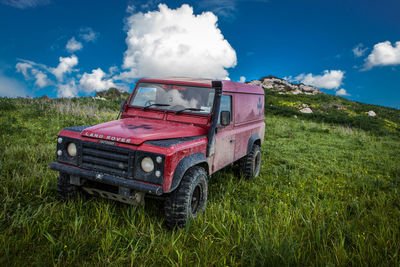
<box><xmin>254</xmin><ymin>151</ymin><xmax>261</xmax><ymax>176</ymax></box>
<box><xmin>191</xmin><ymin>184</ymin><xmax>202</xmax><ymax>214</ymax></box>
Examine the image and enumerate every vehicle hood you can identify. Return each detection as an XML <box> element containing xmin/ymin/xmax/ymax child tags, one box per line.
<box><xmin>81</xmin><ymin>117</ymin><xmax>207</xmax><ymax>145</ymax></box>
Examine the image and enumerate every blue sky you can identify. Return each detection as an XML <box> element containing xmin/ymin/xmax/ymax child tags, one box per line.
<box><xmin>0</xmin><ymin>0</ymin><xmax>399</xmax><ymax>108</ymax></box>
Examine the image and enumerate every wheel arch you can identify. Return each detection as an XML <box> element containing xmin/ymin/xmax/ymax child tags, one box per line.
<box><xmin>168</xmin><ymin>152</ymin><xmax>209</xmax><ymax>193</ymax></box>
<box><xmin>247</xmin><ymin>133</ymin><xmax>261</xmax><ymax>154</ymax></box>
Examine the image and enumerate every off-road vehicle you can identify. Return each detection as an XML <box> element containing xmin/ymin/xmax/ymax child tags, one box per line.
<box><xmin>50</xmin><ymin>78</ymin><xmax>265</xmax><ymax>227</ymax></box>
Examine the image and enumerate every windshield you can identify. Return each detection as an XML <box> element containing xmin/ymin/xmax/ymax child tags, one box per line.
<box><xmin>130</xmin><ymin>82</ymin><xmax>215</xmax><ymax>114</ymax></box>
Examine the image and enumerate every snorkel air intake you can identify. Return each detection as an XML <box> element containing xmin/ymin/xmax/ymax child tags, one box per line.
<box><xmin>206</xmin><ymin>81</ymin><xmax>222</xmax><ymax>157</ymax></box>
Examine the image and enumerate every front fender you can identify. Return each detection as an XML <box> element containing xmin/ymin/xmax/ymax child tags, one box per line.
<box><xmin>168</xmin><ymin>152</ymin><xmax>208</xmax><ymax>193</ymax></box>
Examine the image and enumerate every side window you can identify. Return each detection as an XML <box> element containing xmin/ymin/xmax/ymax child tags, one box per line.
<box><xmin>217</xmin><ymin>95</ymin><xmax>232</xmax><ymax>125</ymax></box>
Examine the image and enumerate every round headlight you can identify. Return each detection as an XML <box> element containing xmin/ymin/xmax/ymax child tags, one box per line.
<box><xmin>156</xmin><ymin>156</ymin><xmax>162</xmax><ymax>164</ymax></box>
<box><xmin>141</xmin><ymin>157</ymin><xmax>154</xmax><ymax>173</ymax></box>
<box><xmin>67</xmin><ymin>143</ymin><xmax>77</xmax><ymax>157</ymax></box>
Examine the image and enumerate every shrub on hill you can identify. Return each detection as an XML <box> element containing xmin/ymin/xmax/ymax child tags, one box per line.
<box><xmin>94</xmin><ymin>87</ymin><xmax>131</xmax><ymax>99</ymax></box>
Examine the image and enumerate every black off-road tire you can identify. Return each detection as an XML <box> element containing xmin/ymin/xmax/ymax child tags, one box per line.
<box><xmin>57</xmin><ymin>172</ymin><xmax>79</xmax><ymax>200</ymax></box>
<box><xmin>240</xmin><ymin>144</ymin><xmax>261</xmax><ymax>179</ymax></box>
<box><xmin>164</xmin><ymin>166</ymin><xmax>208</xmax><ymax>228</ymax></box>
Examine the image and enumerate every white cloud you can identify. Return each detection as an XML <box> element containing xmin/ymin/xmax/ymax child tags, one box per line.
<box><xmin>0</xmin><ymin>72</ymin><xmax>28</xmax><ymax>97</ymax></box>
<box><xmin>198</xmin><ymin>0</ymin><xmax>268</xmax><ymax>20</ymax></box>
<box><xmin>364</xmin><ymin>41</ymin><xmax>400</xmax><ymax>70</ymax></box>
<box><xmin>16</xmin><ymin>61</ymin><xmax>50</xmax><ymax>87</ymax></box>
<box><xmin>16</xmin><ymin>56</ymin><xmax>80</xmax><ymax>96</ymax></box>
<box><xmin>79</xmin><ymin>68</ymin><xmax>116</xmax><ymax>93</ymax></box>
<box><xmin>121</xmin><ymin>4</ymin><xmax>237</xmax><ymax>80</ymax></box>
<box><xmin>15</xmin><ymin>62</ymin><xmax>32</xmax><ymax>78</ymax></box>
<box><xmin>294</xmin><ymin>70</ymin><xmax>345</xmax><ymax>90</ymax></box>
<box><xmin>50</xmin><ymin>55</ymin><xmax>78</xmax><ymax>81</ymax></box>
<box><xmin>335</xmin><ymin>88</ymin><xmax>350</xmax><ymax>96</ymax></box>
<box><xmin>57</xmin><ymin>79</ymin><xmax>78</xmax><ymax>98</ymax></box>
<box><xmin>66</xmin><ymin>37</ymin><xmax>83</xmax><ymax>53</ymax></box>
<box><xmin>31</xmin><ymin>69</ymin><xmax>49</xmax><ymax>87</ymax></box>
<box><xmin>126</xmin><ymin>4</ymin><xmax>135</xmax><ymax>14</ymax></box>
<box><xmin>239</xmin><ymin>76</ymin><xmax>246</xmax><ymax>83</ymax></box>
<box><xmin>138</xmin><ymin>0</ymin><xmax>161</xmax><ymax>11</ymax></box>
<box><xmin>108</xmin><ymin>66</ymin><xmax>118</xmax><ymax>75</ymax></box>
<box><xmin>353</xmin><ymin>43</ymin><xmax>367</xmax><ymax>57</ymax></box>
<box><xmin>0</xmin><ymin>0</ymin><xmax>50</xmax><ymax>9</ymax></box>
<box><xmin>199</xmin><ymin>0</ymin><xmax>236</xmax><ymax>19</ymax></box>
<box><xmin>79</xmin><ymin>27</ymin><xmax>98</xmax><ymax>42</ymax></box>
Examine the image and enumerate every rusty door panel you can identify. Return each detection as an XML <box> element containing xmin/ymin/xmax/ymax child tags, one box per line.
<box><xmin>212</xmin><ymin>126</ymin><xmax>235</xmax><ymax>172</ymax></box>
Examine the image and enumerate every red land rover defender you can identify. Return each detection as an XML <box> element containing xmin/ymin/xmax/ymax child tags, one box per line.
<box><xmin>50</xmin><ymin>78</ymin><xmax>265</xmax><ymax>227</ymax></box>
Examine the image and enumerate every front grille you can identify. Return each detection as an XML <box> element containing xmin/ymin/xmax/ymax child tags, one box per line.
<box><xmin>81</xmin><ymin>142</ymin><xmax>134</xmax><ymax>178</ymax></box>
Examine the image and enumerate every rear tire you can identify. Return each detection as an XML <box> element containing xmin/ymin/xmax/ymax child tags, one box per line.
<box><xmin>57</xmin><ymin>172</ymin><xmax>78</xmax><ymax>199</ymax></box>
<box><xmin>164</xmin><ymin>166</ymin><xmax>208</xmax><ymax>228</ymax></box>
<box><xmin>240</xmin><ymin>144</ymin><xmax>261</xmax><ymax>179</ymax></box>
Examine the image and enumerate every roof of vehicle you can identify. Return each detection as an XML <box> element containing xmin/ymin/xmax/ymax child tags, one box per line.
<box><xmin>137</xmin><ymin>77</ymin><xmax>264</xmax><ymax>95</ymax></box>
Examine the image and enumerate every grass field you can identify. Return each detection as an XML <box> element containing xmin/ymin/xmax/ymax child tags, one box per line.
<box><xmin>0</xmin><ymin>96</ymin><xmax>399</xmax><ymax>265</ymax></box>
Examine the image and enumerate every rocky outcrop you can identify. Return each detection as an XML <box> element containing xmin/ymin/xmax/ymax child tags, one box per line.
<box><xmin>248</xmin><ymin>75</ymin><xmax>323</xmax><ymax>95</ymax></box>
<box><xmin>300</xmin><ymin>107</ymin><xmax>313</xmax><ymax>114</ymax></box>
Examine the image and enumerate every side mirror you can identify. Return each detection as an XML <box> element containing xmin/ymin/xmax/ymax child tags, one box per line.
<box><xmin>220</xmin><ymin>111</ymin><xmax>231</xmax><ymax>126</ymax></box>
<box><xmin>120</xmin><ymin>100</ymin><xmax>127</xmax><ymax>113</ymax></box>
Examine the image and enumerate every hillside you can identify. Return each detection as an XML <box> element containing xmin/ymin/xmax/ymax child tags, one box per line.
<box><xmin>0</xmin><ymin>86</ymin><xmax>399</xmax><ymax>265</ymax></box>
<box><xmin>250</xmin><ymin>76</ymin><xmax>400</xmax><ymax>136</ymax></box>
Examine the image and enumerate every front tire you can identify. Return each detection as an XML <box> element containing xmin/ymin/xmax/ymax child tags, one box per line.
<box><xmin>240</xmin><ymin>144</ymin><xmax>261</xmax><ymax>179</ymax></box>
<box><xmin>164</xmin><ymin>166</ymin><xmax>208</xmax><ymax>228</ymax></box>
<box><xmin>57</xmin><ymin>172</ymin><xmax>78</xmax><ymax>199</ymax></box>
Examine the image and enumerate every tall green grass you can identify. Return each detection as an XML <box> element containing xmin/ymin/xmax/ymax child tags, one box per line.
<box><xmin>0</xmin><ymin>97</ymin><xmax>399</xmax><ymax>265</ymax></box>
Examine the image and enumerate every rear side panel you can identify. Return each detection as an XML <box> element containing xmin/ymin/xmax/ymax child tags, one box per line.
<box><xmin>234</xmin><ymin>93</ymin><xmax>264</xmax><ymax>126</ymax></box>
<box><xmin>232</xmin><ymin>92</ymin><xmax>265</xmax><ymax>161</ymax></box>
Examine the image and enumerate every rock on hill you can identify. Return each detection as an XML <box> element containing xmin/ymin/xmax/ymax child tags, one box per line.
<box><xmin>248</xmin><ymin>75</ymin><xmax>323</xmax><ymax>95</ymax></box>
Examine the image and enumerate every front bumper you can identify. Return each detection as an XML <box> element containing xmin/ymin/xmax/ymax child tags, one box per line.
<box><xmin>50</xmin><ymin>162</ymin><xmax>163</xmax><ymax>196</ymax></box>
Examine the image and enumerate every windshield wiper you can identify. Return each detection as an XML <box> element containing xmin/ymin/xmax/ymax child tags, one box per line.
<box><xmin>142</xmin><ymin>103</ymin><xmax>170</xmax><ymax>110</ymax></box>
<box><xmin>175</xmin><ymin>108</ymin><xmax>204</xmax><ymax>114</ymax></box>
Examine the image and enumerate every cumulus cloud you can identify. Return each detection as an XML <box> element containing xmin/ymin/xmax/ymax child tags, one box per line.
<box><xmin>121</xmin><ymin>4</ymin><xmax>237</xmax><ymax>80</ymax></box>
<box><xmin>16</xmin><ymin>61</ymin><xmax>50</xmax><ymax>88</ymax></box>
<box><xmin>335</xmin><ymin>88</ymin><xmax>350</xmax><ymax>96</ymax></box>
<box><xmin>363</xmin><ymin>41</ymin><xmax>400</xmax><ymax>70</ymax></box>
<box><xmin>239</xmin><ymin>76</ymin><xmax>246</xmax><ymax>83</ymax></box>
<box><xmin>79</xmin><ymin>68</ymin><xmax>116</xmax><ymax>93</ymax></box>
<box><xmin>353</xmin><ymin>43</ymin><xmax>368</xmax><ymax>57</ymax></box>
<box><xmin>31</xmin><ymin>69</ymin><xmax>49</xmax><ymax>87</ymax></box>
<box><xmin>66</xmin><ymin>37</ymin><xmax>83</xmax><ymax>53</ymax></box>
<box><xmin>0</xmin><ymin>0</ymin><xmax>50</xmax><ymax>9</ymax></box>
<box><xmin>0</xmin><ymin>72</ymin><xmax>28</xmax><ymax>97</ymax></box>
<box><xmin>57</xmin><ymin>79</ymin><xmax>78</xmax><ymax>98</ymax></box>
<box><xmin>294</xmin><ymin>70</ymin><xmax>345</xmax><ymax>90</ymax></box>
<box><xmin>50</xmin><ymin>55</ymin><xmax>78</xmax><ymax>81</ymax></box>
<box><xmin>79</xmin><ymin>27</ymin><xmax>98</xmax><ymax>42</ymax></box>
